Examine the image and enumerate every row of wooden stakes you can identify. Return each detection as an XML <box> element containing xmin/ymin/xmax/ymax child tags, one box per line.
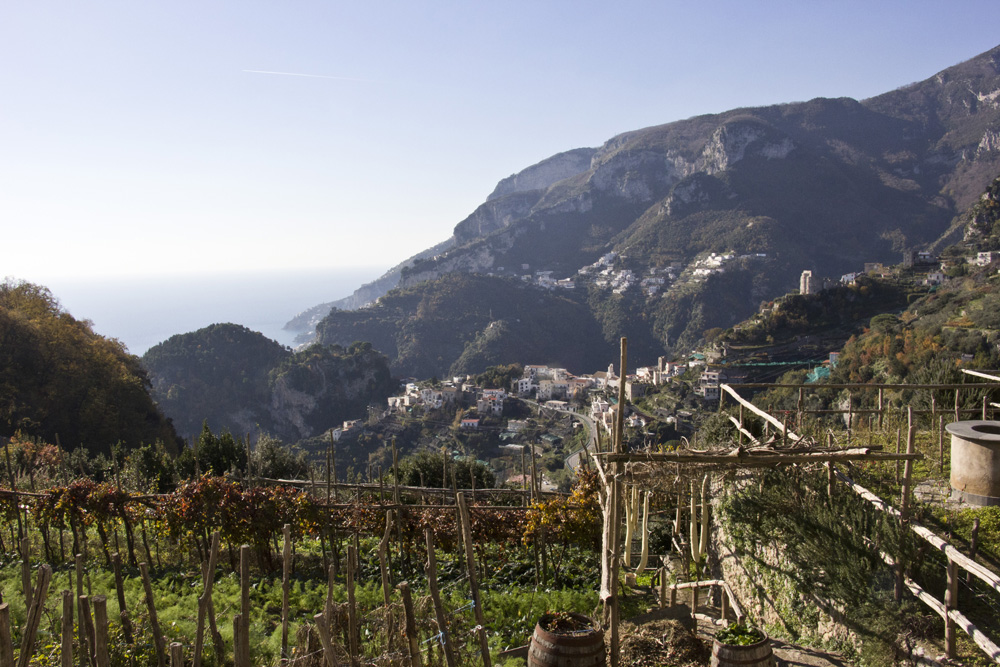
<box><xmin>2</xmin><ymin>493</ymin><xmax>494</xmax><ymax>667</ymax></box>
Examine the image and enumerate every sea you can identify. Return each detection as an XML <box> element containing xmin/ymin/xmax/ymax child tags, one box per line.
<box><xmin>38</xmin><ymin>267</ymin><xmax>384</xmax><ymax>356</ymax></box>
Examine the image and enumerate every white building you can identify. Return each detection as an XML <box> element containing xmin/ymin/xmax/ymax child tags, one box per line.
<box><xmin>800</xmin><ymin>270</ymin><xmax>813</xmax><ymax>295</ymax></box>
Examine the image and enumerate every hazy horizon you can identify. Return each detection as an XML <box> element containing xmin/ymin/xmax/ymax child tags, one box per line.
<box><xmin>25</xmin><ymin>265</ymin><xmax>385</xmax><ymax>356</ymax></box>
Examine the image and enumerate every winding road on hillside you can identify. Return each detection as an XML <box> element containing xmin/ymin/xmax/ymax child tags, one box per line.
<box><xmin>526</xmin><ymin>398</ymin><xmax>599</xmax><ymax>470</ymax></box>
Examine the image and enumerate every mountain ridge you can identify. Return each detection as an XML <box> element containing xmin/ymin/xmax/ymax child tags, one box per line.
<box><xmin>300</xmin><ymin>44</ymin><xmax>1000</xmax><ymax>376</ymax></box>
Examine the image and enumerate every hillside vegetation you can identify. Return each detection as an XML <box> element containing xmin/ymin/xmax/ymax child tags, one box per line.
<box><xmin>315</xmin><ymin>273</ymin><xmax>614</xmax><ymax>378</ymax></box>
<box><xmin>0</xmin><ymin>279</ymin><xmax>178</xmax><ymax>455</ymax></box>
<box><xmin>142</xmin><ymin>325</ymin><xmax>394</xmax><ymax>443</ymax></box>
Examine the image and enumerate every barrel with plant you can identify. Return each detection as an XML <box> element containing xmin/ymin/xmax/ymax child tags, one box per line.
<box><xmin>712</xmin><ymin>622</ymin><xmax>775</xmax><ymax>667</ymax></box>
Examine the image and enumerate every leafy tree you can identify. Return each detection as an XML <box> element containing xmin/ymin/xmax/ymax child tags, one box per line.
<box><xmin>178</xmin><ymin>422</ymin><xmax>247</xmax><ymax>478</ymax></box>
<box><xmin>125</xmin><ymin>441</ymin><xmax>177</xmax><ymax>492</ymax></box>
<box><xmin>250</xmin><ymin>434</ymin><xmax>309</xmax><ymax>480</ymax></box>
<box><xmin>474</xmin><ymin>363</ymin><xmax>523</xmax><ymax>389</ymax></box>
<box><xmin>396</xmin><ymin>450</ymin><xmax>494</xmax><ymax>489</ymax></box>
<box><xmin>0</xmin><ymin>279</ymin><xmax>178</xmax><ymax>455</ymax></box>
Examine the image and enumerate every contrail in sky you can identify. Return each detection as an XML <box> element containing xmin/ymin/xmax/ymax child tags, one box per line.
<box><xmin>242</xmin><ymin>69</ymin><xmax>371</xmax><ymax>82</ymax></box>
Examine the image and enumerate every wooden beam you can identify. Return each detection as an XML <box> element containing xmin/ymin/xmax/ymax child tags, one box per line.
<box><xmin>962</xmin><ymin>369</ymin><xmax>1000</xmax><ymax>382</ymax></box>
<box><xmin>727</xmin><ymin>416</ymin><xmax>760</xmax><ymax>446</ymax></box>
<box><xmin>599</xmin><ymin>450</ymin><xmax>921</xmax><ymax>465</ymax></box>
<box><xmin>729</xmin><ymin>382</ymin><xmax>1000</xmax><ymax>390</ymax></box>
<box><xmin>720</xmin><ymin>385</ymin><xmax>803</xmax><ymax>442</ymax></box>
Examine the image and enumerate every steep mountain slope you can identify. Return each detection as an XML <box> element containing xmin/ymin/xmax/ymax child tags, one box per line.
<box><xmin>315</xmin><ymin>273</ymin><xmax>612</xmax><ymax>378</ymax></box>
<box><xmin>306</xmin><ymin>44</ymin><xmax>1000</xmax><ymax>375</ymax></box>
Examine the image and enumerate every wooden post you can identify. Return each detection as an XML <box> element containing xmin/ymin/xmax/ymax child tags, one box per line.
<box><xmin>458</xmin><ymin>494</ymin><xmax>491</xmax><ymax>667</ymax></box>
<box><xmin>239</xmin><ymin>545</ymin><xmax>251</xmax><ymax>667</ymax></box>
<box><xmin>983</xmin><ymin>395</ymin><xmax>989</xmax><ymax>420</ymax></box>
<box><xmin>939</xmin><ymin>415</ymin><xmax>946</xmax><ymax>475</ymax></box>
<box><xmin>827</xmin><ymin>462</ymin><xmax>835</xmax><ymax>501</ymax></box>
<box><xmin>111</xmin><ymin>553</ymin><xmax>133</xmax><ymax>644</ymax></box>
<box><xmin>669</xmin><ymin>585</ymin><xmax>677</xmax><ymax>608</ymax></box>
<box><xmin>60</xmin><ymin>591</ymin><xmax>73</xmax><ymax>667</ymax></box>
<box><xmin>529</xmin><ymin>443</ymin><xmax>539</xmax><ymax>503</ymax></box>
<box><xmin>169</xmin><ymin>643</ymin><xmax>183</xmax><ymax>667</ymax></box>
<box><xmin>313</xmin><ymin>613</ymin><xmax>336</xmax><ymax>667</ymax></box>
<box><xmin>955</xmin><ymin>389</ymin><xmax>961</xmax><ymax>422</ymax></box>
<box><xmin>721</xmin><ymin>585</ymin><xmax>730</xmax><ymax>621</ymax></box>
<box><xmin>424</xmin><ymin>527</ymin><xmax>458</xmax><ymax>667</ymax></box>
<box><xmin>520</xmin><ymin>447</ymin><xmax>528</xmax><ymax>507</ymax></box>
<box><xmin>609</xmin><ymin>337</ymin><xmax>628</xmax><ymax>667</ymax></box>
<box><xmin>691</xmin><ymin>584</ymin><xmax>699</xmax><ymax>619</ymax></box>
<box><xmin>3</xmin><ymin>440</ymin><xmax>22</xmax><ymax>542</ymax></box>
<box><xmin>233</xmin><ymin>615</ymin><xmax>244</xmax><ymax>667</ymax></box>
<box><xmin>398</xmin><ymin>582</ymin><xmax>422</xmax><ymax>667</ymax></box>
<box><xmin>80</xmin><ymin>596</ymin><xmax>96</xmax><ymax>667</ymax></box>
<box><xmin>93</xmin><ymin>596</ymin><xmax>110</xmax><ymax>667</ymax></box>
<box><xmin>896</xmin><ymin>424</ymin><xmax>916</xmax><ymax>603</ymax></box>
<box><xmin>900</xmin><ymin>424</ymin><xmax>916</xmax><ymax>522</ymax></box>
<box><xmin>658</xmin><ymin>567</ymin><xmax>666</xmax><ymax>609</ymax></box>
<box><xmin>347</xmin><ymin>544</ymin><xmax>359</xmax><ymax>666</ymax></box>
<box><xmin>878</xmin><ymin>388</ymin><xmax>884</xmax><ymax>429</ymax></box>
<box><xmin>331</xmin><ymin>436</ymin><xmax>341</xmax><ymax>577</ymax></box>
<box><xmin>738</xmin><ymin>404</ymin><xmax>744</xmax><ymax>446</ymax></box>
<box><xmin>75</xmin><ymin>554</ymin><xmax>90</xmax><ymax>667</ymax></box>
<box><xmin>140</xmin><ymin>563</ymin><xmax>166</xmax><ymax>667</ymax></box>
<box><xmin>194</xmin><ymin>532</ymin><xmax>220</xmax><ymax>667</ymax></box>
<box><xmin>895</xmin><ymin>427</ymin><xmax>902</xmax><ymax>484</ymax></box>
<box><xmin>945</xmin><ymin>557</ymin><xmax>958</xmax><ymax>659</ymax></box>
<box><xmin>18</xmin><ymin>565</ymin><xmax>52</xmax><ymax>667</ymax></box>
<box><xmin>324</xmin><ymin>564</ymin><xmax>335</xmax><ymax>621</ymax></box>
<box><xmin>20</xmin><ymin>538</ymin><xmax>32</xmax><ymax>611</ymax></box>
<box><xmin>847</xmin><ymin>394</ymin><xmax>853</xmax><ymax>438</ymax></box>
<box><xmin>968</xmin><ymin>518</ymin><xmax>981</xmax><ymax>585</ymax></box>
<box><xmin>281</xmin><ymin>525</ymin><xmax>291</xmax><ymax>660</ymax></box>
<box><xmin>378</xmin><ymin>511</ymin><xmax>394</xmax><ymax>651</ymax></box>
<box><xmin>0</xmin><ymin>603</ymin><xmax>13</xmax><ymax>667</ymax></box>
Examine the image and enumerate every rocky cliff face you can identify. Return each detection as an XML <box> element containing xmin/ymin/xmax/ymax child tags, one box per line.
<box><xmin>298</xmin><ymin>44</ymin><xmax>1000</xmax><ymax>372</ymax></box>
<box><xmin>487</xmin><ymin>148</ymin><xmax>596</xmax><ymax>200</ymax></box>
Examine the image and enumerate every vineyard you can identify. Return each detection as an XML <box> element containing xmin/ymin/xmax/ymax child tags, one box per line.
<box><xmin>0</xmin><ymin>455</ymin><xmax>606</xmax><ymax>667</ymax></box>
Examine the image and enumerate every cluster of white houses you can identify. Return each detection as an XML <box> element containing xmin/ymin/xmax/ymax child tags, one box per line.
<box><xmin>384</xmin><ymin>355</ymin><xmax>696</xmax><ymax>430</ymax></box>
<box><xmin>386</xmin><ymin>381</ymin><xmax>509</xmax><ymax>429</ymax></box>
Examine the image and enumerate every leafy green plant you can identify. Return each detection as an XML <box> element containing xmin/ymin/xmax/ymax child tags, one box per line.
<box><xmin>716</xmin><ymin>622</ymin><xmax>764</xmax><ymax>646</ymax></box>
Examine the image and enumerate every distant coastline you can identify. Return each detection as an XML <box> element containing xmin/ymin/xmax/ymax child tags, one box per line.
<box><xmin>36</xmin><ymin>267</ymin><xmax>383</xmax><ymax>356</ymax></box>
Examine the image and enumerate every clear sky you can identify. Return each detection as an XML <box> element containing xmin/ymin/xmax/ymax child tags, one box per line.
<box><xmin>3</xmin><ymin>1</ymin><xmax>1000</xmax><ymax>282</ymax></box>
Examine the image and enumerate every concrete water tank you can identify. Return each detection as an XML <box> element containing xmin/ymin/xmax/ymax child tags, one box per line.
<box><xmin>948</xmin><ymin>420</ymin><xmax>1000</xmax><ymax>506</ymax></box>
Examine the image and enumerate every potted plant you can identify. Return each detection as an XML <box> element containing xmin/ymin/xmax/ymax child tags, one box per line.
<box><xmin>711</xmin><ymin>623</ymin><xmax>775</xmax><ymax>667</ymax></box>
<box><xmin>528</xmin><ymin>612</ymin><xmax>606</xmax><ymax>666</ymax></box>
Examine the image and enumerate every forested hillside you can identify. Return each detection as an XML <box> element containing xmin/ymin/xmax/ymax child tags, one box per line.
<box><xmin>142</xmin><ymin>325</ymin><xmax>395</xmax><ymax>442</ymax></box>
<box><xmin>315</xmin><ymin>273</ymin><xmax>614</xmax><ymax>378</ymax></box>
<box><xmin>0</xmin><ymin>279</ymin><xmax>178</xmax><ymax>455</ymax></box>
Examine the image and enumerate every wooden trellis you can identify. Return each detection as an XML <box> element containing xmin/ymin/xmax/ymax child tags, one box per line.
<box><xmin>591</xmin><ymin>339</ymin><xmax>924</xmax><ymax>667</ymax></box>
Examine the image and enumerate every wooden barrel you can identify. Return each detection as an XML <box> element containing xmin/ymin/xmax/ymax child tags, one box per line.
<box><xmin>528</xmin><ymin>613</ymin><xmax>606</xmax><ymax>667</ymax></box>
<box><xmin>711</xmin><ymin>631</ymin><xmax>775</xmax><ymax>667</ymax></box>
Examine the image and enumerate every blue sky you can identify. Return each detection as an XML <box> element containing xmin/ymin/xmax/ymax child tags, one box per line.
<box><xmin>2</xmin><ymin>1</ymin><xmax>1000</xmax><ymax>281</ymax></box>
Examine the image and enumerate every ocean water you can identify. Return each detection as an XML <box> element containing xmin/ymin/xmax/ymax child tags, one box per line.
<box><xmin>40</xmin><ymin>267</ymin><xmax>383</xmax><ymax>356</ymax></box>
